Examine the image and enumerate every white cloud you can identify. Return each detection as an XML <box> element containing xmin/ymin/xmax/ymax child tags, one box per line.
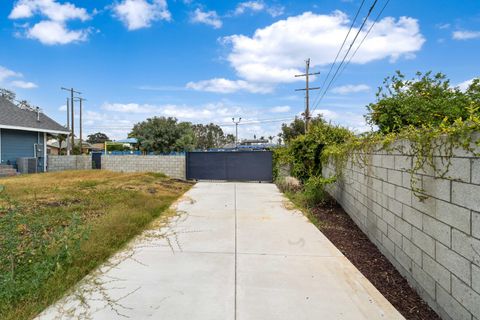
<box><xmin>266</xmin><ymin>6</ymin><xmax>285</xmax><ymax>18</ymax></box>
<box><xmin>270</xmin><ymin>105</ymin><xmax>290</xmax><ymax>113</ymax></box>
<box><xmin>312</xmin><ymin>108</ymin><xmax>370</xmax><ymax>133</ymax></box>
<box><xmin>436</xmin><ymin>23</ymin><xmax>450</xmax><ymax>30</ymax></box>
<box><xmin>222</xmin><ymin>11</ymin><xmax>425</xmax><ymax>84</ymax></box>
<box><xmin>331</xmin><ymin>84</ymin><xmax>370</xmax><ymax>94</ymax></box>
<box><xmin>101</xmin><ymin>102</ymin><xmax>243</xmax><ymax>120</ymax></box>
<box><xmin>9</xmin><ymin>0</ymin><xmax>91</xmax><ymax>45</ymax></box>
<box><xmin>112</xmin><ymin>0</ymin><xmax>171</xmax><ymax>30</ymax></box>
<box><xmin>456</xmin><ymin>78</ymin><xmax>478</xmax><ymax>91</ymax></box>
<box><xmin>11</xmin><ymin>80</ymin><xmax>38</xmax><ymax>89</ymax></box>
<box><xmin>452</xmin><ymin>30</ymin><xmax>480</xmax><ymax>40</ymax></box>
<box><xmin>0</xmin><ymin>65</ymin><xmax>37</xmax><ymax>89</ymax></box>
<box><xmin>102</xmin><ymin>102</ymin><xmax>157</xmax><ymax>113</ymax></box>
<box><xmin>9</xmin><ymin>0</ymin><xmax>90</xmax><ymax>21</ymax></box>
<box><xmin>233</xmin><ymin>1</ymin><xmax>284</xmax><ymax>17</ymax></box>
<box><xmin>190</xmin><ymin>8</ymin><xmax>222</xmax><ymax>29</ymax></box>
<box><xmin>234</xmin><ymin>1</ymin><xmax>265</xmax><ymax>15</ymax></box>
<box><xmin>27</xmin><ymin>20</ymin><xmax>89</xmax><ymax>45</ymax></box>
<box><xmin>59</xmin><ymin>104</ymin><xmax>67</xmax><ymax>111</ymax></box>
<box><xmin>0</xmin><ymin>66</ymin><xmax>21</xmax><ymax>82</ymax></box>
<box><xmin>186</xmin><ymin>78</ymin><xmax>272</xmax><ymax>93</ymax></box>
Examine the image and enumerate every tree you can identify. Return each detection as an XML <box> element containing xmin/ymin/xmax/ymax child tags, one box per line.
<box><xmin>129</xmin><ymin>117</ymin><xmax>195</xmax><ymax>153</ymax></box>
<box><xmin>192</xmin><ymin>123</ymin><xmax>228</xmax><ymax>149</ymax></box>
<box><xmin>87</xmin><ymin>132</ymin><xmax>110</xmax><ymax>144</ymax></box>
<box><xmin>280</xmin><ymin>115</ymin><xmax>325</xmax><ymax>143</ymax></box>
<box><xmin>366</xmin><ymin>71</ymin><xmax>480</xmax><ymax>133</ymax></box>
<box><xmin>175</xmin><ymin>122</ymin><xmax>195</xmax><ymax>151</ymax></box>
<box><xmin>225</xmin><ymin>134</ymin><xmax>235</xmax><ymax>144</ymax></box>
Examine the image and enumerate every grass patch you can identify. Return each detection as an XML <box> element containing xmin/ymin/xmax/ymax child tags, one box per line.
<box><xmin>0</xmin><ymin>170</ymin><xmax>193</xmax><ymax>320</ymax></box>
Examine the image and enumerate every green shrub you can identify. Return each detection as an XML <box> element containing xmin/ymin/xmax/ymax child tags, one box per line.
<box><xmin>366</xmin><ymin>71</ymin><xmax>480</xmax><ymax>133</ymax></box>
<box><xmin>301</xmin><ymin>175</ymin><xmax>336</xmax><ymax>207</ymax></box>
<box><xmin>287</xmin><ymin>121</ymin><xmax>353</xmax><ymax>182</ymax></box>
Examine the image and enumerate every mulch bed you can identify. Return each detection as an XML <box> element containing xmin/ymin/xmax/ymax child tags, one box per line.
<box><xmin>311</xmin><ymin>199</ymin><xmax>440</xmax><ymax>320</ymax></box>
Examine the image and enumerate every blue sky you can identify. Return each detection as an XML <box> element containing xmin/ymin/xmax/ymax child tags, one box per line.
<box><xmin>0</xmin><ymin>0</ymin><xmax>479</xmax><ymax>140</ymax></box>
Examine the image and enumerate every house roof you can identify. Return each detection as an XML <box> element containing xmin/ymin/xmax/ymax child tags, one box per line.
<box><xmin>116</xmin><ymin>138</ymin><xmax>138</xmax><ymax>144</ymax></box>
<box><xmin>48</xmin><ymin>139</ymin><xmax>95</xmax><ymax>149</ymax></box>
<box><xmin>0</xmin><ymin>96</ymin><xmax>69</xmax><ymax>134</ymax></box>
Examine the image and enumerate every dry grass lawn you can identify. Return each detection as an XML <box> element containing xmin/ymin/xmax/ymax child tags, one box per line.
<box><xmin>0</xmin><ymin>170</ymin><xmax>193</xmax><ymax>320</ymax></box>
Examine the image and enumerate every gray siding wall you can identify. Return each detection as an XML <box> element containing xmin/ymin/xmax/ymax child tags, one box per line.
<box><xmin>323</xmin><ymin>142</ymin><xmax>480</xmax><ymax>320</ymax></box>
<box><xmin>0</xmin><ymin>128</ymin><xmax>45</xmax><ymax>171</ymax></box>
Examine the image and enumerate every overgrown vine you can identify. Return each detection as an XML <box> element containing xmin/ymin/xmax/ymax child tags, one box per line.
<box><xmin>322</xmin><ymin>105</ymin><xmax>480</xmax><ymax>199</ymax></box>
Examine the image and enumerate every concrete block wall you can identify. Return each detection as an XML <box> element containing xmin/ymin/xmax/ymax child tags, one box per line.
<box><xmin>102</xmin><ymin>155</ymin><xmax>185</xmax><ymax>180</ymax></box>
<box><xmin>323</xmin><ymin>147</ymin><xmax>480</xmax><ymax>320</ymax></box>
<box><xmin>48</xmin><ymin>155</ymin><xmax>92</xmax><ymax>172</ymax></box>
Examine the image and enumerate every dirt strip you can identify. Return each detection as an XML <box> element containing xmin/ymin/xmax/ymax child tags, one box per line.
<box><xmin>311</xmin><ymin>200</ymin><xmax>440</xmax><ymax>320</ymax></box>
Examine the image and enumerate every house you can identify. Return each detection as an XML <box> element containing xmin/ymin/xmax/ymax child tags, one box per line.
<box><xmin>0</xmin><ymin>96</ymin><xmax>69</xmax><ymax>172</ymax></box>
<box><xmin>47</xmin><ymin>139</ymin><xmax>101</xmax><ymax>155</ymax></box>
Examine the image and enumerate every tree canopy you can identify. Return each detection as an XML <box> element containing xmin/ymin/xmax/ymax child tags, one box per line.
<box><xmin>193</xmin><ymin>123</ymin><xmax>234</xmax><ymax>149</ymax></box>
<box><xmin>86</xmin><ymin>132</ymin><xmax>110</xmax><ymax>144</ymax></box>
<box><xmin>280</xmin><ymin>115</ymin><xmax>326</xmax><ymax>143</ymax></box>
<box><xmin>129</xmin><ymin>117</ymin><xmax>234</xmax><ymax>153</ymax></box>
<box><xmin>366</xmin><ymin>71</ymin><xmax>480</xmax><ymax>133</ymax></box>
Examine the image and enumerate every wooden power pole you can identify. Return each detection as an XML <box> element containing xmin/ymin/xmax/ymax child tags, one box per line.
<box><xmin>66</xmin><ymin>98</ymin><xmax>70</xmax><ymax>155</ymax></box>
<box><xmin>61</xmin><ymin>87</ymin><xmax>81</xmax><ymax>153</ymax></box>
<box><xmin>295</xmin><ymin>58</ymin><xmax>320</xmax><ymax>132</ymax></box>
<box><xmin>74</xmin><ymin>97</ymin><xmax>87</xmax><ymax>154</ymax></box>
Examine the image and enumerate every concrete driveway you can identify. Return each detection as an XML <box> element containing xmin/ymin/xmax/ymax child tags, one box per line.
<box><xmin>38</xmin><ymin>182</ymin><xmax>403</xmax><ymax>320</ymax></box>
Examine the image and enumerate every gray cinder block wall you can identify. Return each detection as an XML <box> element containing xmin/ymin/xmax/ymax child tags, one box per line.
<box><xmin>47</xmin><ymin>155</ymin><xmax>92</xmax><ymax>172</ymax></box>
<box><xmin>102</xmin><ymin>155</ymin><xmax>185</xmax><ymax>180</ymax></box>
<box><xmin>323</xmin><ymin>141</ymin><xmax>480</xmax><ymax>320</ymax></box>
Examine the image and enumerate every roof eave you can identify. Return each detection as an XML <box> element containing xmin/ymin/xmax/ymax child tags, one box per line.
<box><xmin>0</xmin><ymin>124</ymin><xmax>70</xmax><ymax>135</ymax></box>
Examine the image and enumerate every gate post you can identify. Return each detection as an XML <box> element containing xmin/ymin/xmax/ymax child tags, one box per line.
<box><xmin>185</xmin><ymin>152</ymin><xmax>190</xmax><ymax>180</ymax></box>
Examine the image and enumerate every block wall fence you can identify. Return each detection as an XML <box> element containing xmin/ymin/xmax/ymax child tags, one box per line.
<box><xmin>102</xmin><ymin>155</ymin><xmax>185</xmax><ymax>180</ymax></box>
<box><xmin>47</xmin><ymin>155</ymin><xmax>92</xmax><ymax>172</ymax></box>
<box><xmin>47</xmin><ymin>155</ymin><xmax>186</xmax><ymax>180</ymax></box>
<box><xmin>322</xmin><ymin>141</ymin><xmax>480</xmax><ymax>320</ymax></box>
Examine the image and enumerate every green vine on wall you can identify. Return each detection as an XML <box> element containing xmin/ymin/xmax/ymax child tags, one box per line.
<box><xmin>322</xmin><ymin>105</ymin><xmax>480</xmax><ymax>200</ymax></box>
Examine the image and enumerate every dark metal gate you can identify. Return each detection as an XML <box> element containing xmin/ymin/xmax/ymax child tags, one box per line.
<box><xmin>92</xmin><ymin>152</ymin><xmax>102</xmax><ymax>169</ymax></box>
<box><xmin>186</xmin><ymin>151</ymin><xmax>273</xmax><ymax>182</ymax></box>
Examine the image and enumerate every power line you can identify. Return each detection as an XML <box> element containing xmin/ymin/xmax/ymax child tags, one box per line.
<box><xmin>310</xmin><ymin>0</ymin><xmax>367</xmax><ymax>109</ymax></box>
<box><xmin>336</xmin><ymin>0</ymin><xmax>391</xmax><ymax>80</ymax></box>
<box><xmin>81</xmin><ymin>116</ymin><xmax>300</xmax><ymax>131</ymax></box>
<box><xmin>312</xmin><ymin>0</ymin><xmax>379</xmax><ymax>114</ymax></box>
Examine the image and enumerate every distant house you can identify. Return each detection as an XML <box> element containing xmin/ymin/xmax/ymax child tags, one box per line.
<box><xmin>47</xmin><ymin>139</ymin><xmax>101</xmax><ymax>155</ymax></box>
<box><xmin>0</xmin><ymin>96</ymin><xmax>69</xmax><ymax>172</ymax></box>
<box><xmin>240</xmin><ymin>139</ymin><xmax>270</xmax><ymax>146</ymax></box>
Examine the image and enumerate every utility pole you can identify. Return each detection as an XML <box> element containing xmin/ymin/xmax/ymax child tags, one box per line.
<box><xmin>66</xmin><ymin>98</ymin><xmax>70</xmax><ymax>155</ymax></box>
<box><xmin>74</xmin><ymin>97</ymin><xmax>87</xmax><ymax>154</ymax></box>
<box><xmin>295</xmin><ymin>58</ymin><xmax>320</xmax><ymax>132</ymax></box>
<box><xmin>232</xmin><ymin>117</ymin><xmax>241</xmax><ymax>149</ymax></box>
<box><xmin>61</xmin><ymin>87</ymin><xmax>81</xmax><ymax>153</ymax></box>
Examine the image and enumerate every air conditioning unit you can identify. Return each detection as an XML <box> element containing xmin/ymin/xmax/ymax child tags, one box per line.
<box><xmin>17</xmin><ymin>157</ymin><xmax>37</xmax><ymax>174</ymax></box>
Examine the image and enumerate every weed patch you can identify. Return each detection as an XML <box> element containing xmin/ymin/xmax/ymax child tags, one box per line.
<box><xmin>0</xmin><ymin>171</ymin><xmax>192</xmax><ymax>320</ymax></box>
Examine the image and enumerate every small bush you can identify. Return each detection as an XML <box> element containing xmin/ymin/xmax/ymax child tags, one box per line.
<box><xmin>301</xmin><ymin>175</ymin><xmax>336</xmax><ymax>207</ymax></box>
